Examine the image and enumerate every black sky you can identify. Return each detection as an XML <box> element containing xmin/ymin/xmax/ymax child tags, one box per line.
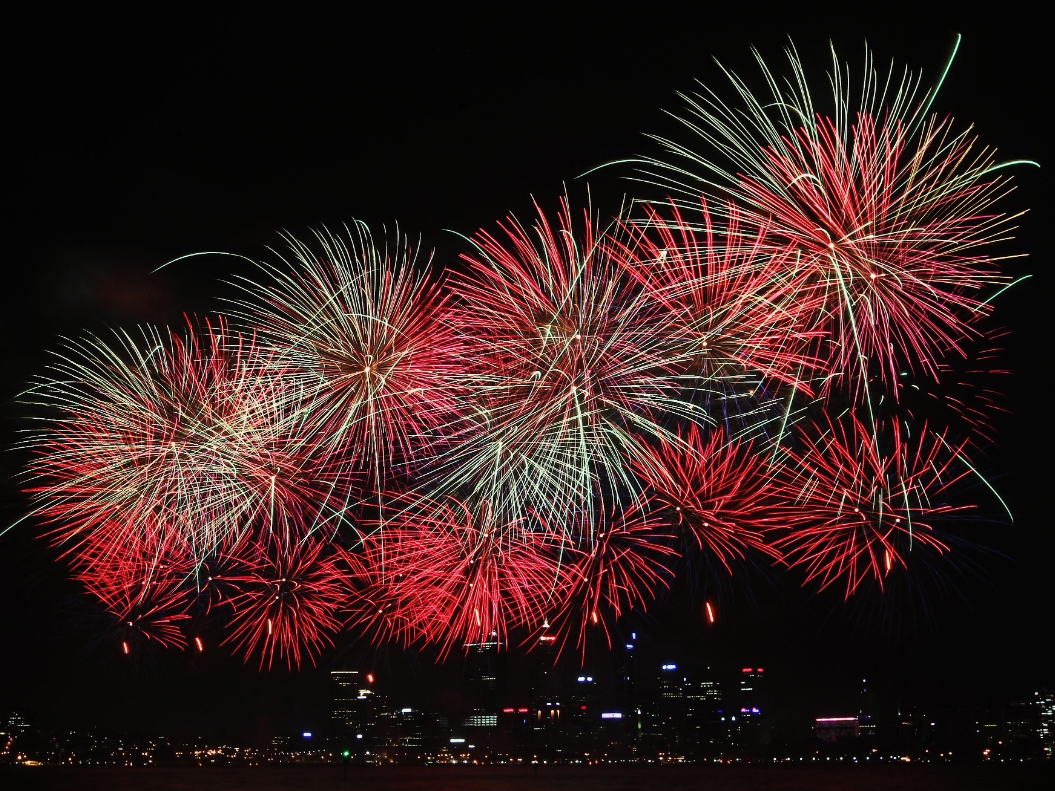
<box><xmin>2</xmin><ymin>3</ymin><xmax>1050</xmax><ymax>743</ymax></box>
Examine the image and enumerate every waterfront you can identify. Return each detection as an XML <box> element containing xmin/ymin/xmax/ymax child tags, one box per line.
<box><xmin>5</xmin><ymin>764</ymin><xmax>1055</xmax><ymax>791</ymax></box>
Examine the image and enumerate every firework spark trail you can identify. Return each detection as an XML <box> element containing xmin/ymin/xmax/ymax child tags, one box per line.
<box><xmin>627</xmin><ymin>424</ymin><xmax>782</xmax><ymax>575</ymax></box>
<box><xmin>431</xmin><ymin>197</ymin><xmax>696</xmax><ymax>536</ymax></box>
<box><xmin>349</xmin><ymin>495</ymin><xmax>573</xmax><ymax>653</ymax></box>
<box><xmin>72</xmin><ymin>534</ymin><xmax>193</xmax><ymax>652</ymax></box>
<box><xmin>771</xmin><ymin>414</ymin><xmax>974</xmax><ymax>598</ymax></box>
<box><xmin>223</xmin><ymin>533</ymin><xmax>352</xmax><ymax>669</ymax></box>
<box><xmin>631</xmin><ymin>41</ymin><xmax>1029</xmax><ymax>399</ymax></box>
<box><xmin>23</xmin><ymin>317</ymin><xmax>349</xmax><ymax>568</ymax></box>
<box><xmin>229</xmin><ymin>221</ymin><xmax>465</xmax><ymax>478</ymax></box>
<box><xmin>546</xmin><ymin>512</ymin><xmax>678</xmax><ymax>659</ymax></box>
<box><xmin>615</xmin><ymin>200</ymin><xmax>822</xmax><ymax>397</ymax></box>
<box><xmin>612</xmin><ymin>200</ymin><xmax>827</xmax><ymax>448</ymax></box>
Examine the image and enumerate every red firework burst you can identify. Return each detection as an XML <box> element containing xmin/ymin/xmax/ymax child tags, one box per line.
<box><xmin>233</xmin><ymin>221</ymin><xmax>465</xmax><ymax>475</ymax></box>
<box><xmin>614</xmin><ymin>200</ymin><xmax>822</xmax><ymax>395</ymax></box>
<box><xmin>72</xmin><ymin>531</ymin><xmax>192</xmax><ymax>652</ymax></box>
<box><xmin>642</xmin><ymin>44</ymin><xmax>1024</xmax><ymax>394</ymax></box>
<box><xmin>771</xmin><ymin>415</ymin><xmax>974</xmax><ymax>597</ymax></box>
<box><xmin>435</xmin><ymin>196</ymin><xmax>687</xmax><ymax>531</ymax></box>
<box><xmin>627</xmin><ymin>424</ymin><xmax>781</xmax><ymax>575</ymax></box>
<box><xmin>350</xmin><ymin>495</ymin><xmax>568</xmax><ymax>653</ymax></box>
<box><xmin>24</xmin><ymin>317</ymin><xmax>348</xmax><ymax>564</ymax></box>
<box><xmin>738</xmin><ymin>111</ymin><xmax>1011</xmax><ymax>389</ymax></box>
<box><xmin>223</xmin><ymin>533</ymin><xmax>351</xmax><ymax>669</ymax></box>
<box><xmin>545</xmin><ymin>513</ymin><xmax>677</xmax><ymax>658</ymax></box>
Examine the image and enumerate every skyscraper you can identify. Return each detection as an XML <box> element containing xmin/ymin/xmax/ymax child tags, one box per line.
<box><xmin>331</xmin><ymin>670</ymin><xmax>381</xmax><ymax>744</ymax></box>
<box><xmin>655</xmin><ymin>662</ymin><xmax>688</xmax><ymax>752</ymax></box>
<box><xmin>1038</xmin><ymin>689</ymin><xmax>1055</xmax><ymax>759</ymax></box>
<box><xmin>684</xmin><ymin>666</ymin><xmax>723</xmax><ymax>755</ymax></box>
<box><xmin>465</xmin><ymin>633</ymin><xmax>501</xmax><ymax>712</ymax></box>
<box><xmin>732</xmin><ymin>667</ymin><xmax>765</xmax><ymax>747</ymax></box>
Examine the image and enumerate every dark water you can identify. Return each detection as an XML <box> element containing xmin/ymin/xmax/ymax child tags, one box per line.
<box><xmin>5</xmin><ymin>764</ymin><xmax>1054</xmax><ymax>791</ymax></box>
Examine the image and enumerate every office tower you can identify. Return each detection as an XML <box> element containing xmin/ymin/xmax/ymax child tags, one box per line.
<box><xmin>858</xmin><ymin>677</ymin><xmax>876</xmax><ymax>738</ymax></box>
<box><xmin>684</xmin><ymin>665</ymin><xmax>723</xmax><ymax>755</ymax></box>
<box><xmin>331</xmin><ymin>670</ymin><xmax>382</xmax><ymax>743</ymax></box>
<box><xmin>1038</xmin><ymin>689</ymin><xmax>1054</xmax><ymax>759</ymax></box>
<box><xmin>569</xmin><ymin>672</ymin><xmax>599</xmax><ymax>736</ymax></box>
<box><xmin>618</xmin><ymin>632</ymin><xmax>640</xmax><ymax>714</ymax></box>
<box><xmin>739</xmin><ymin>666</ymin><xmax>764</xmax><ymax>711</ymax></box>
<box><xmin>734</xmin><ymin>667</ymin><xmax>765</xmax><ymax>746</ymax></box>
<box><xmin>654</xmin><ymin>662</ymin><xmax>688</xmax><ymax>752</ymax></box>
<box><xmin>465</xmin><ymin>632</ymin><xmax>501</xmax><ymax>713</ymax></box>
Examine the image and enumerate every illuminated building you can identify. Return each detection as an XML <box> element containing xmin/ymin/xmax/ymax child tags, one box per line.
<box><xmin>465</xmin><ymin>634</ymin><xmax>501</xmax><ymax>716</ymax></box>
<box><xmin>569</xmin><ymin>673</ymin><xmax>599</xmax><ymax>735</ymax></box>
<box><xmin>739</xmin><ymin>667</ymin><xmax>764</xmax><ymax>711</ymax></box>
<box><xmin>331</xmin><ymin>671</ymin><xmax>362</xmax><ymax>731</ymax></box>
<box><xmin>732</xmin><ymin>667</ymin><xmax>767</xmax><ymax>746</ymax></box>
<box><xmin>684</xmin><ymin>666</ymin><xmax>723</xmax><ymax>755</ymax></box>
<box><xmin>1038</xmin><ymin>689</ymin><xmax>1054</xmax><ymax>759</ymax></box>
<box><xmin>331</xmin><ymin>670</ymin><xmax>381</xmax><ymax>744</ymax></box>
<box><xmin>1005</xmin><ymin>699</ymin><xmax>1043</xmax><ymax>757</ymax></box>
<box><xmin>815</xmin><ymin>717</ymin><xmax>859</xmax><ymax>741</ymax></box>
<box><xmin>618</xmin><ymin>632</ymin><xmax>639</xmax><ymax>715</ymax></box>
<box><xmin>858</xmin><ymin>678</ymin><xmax>876</xmax><ymax>738</ymax></box>
<box><xmin>464</xmin><ymin>711</ymin><xmax>498</xmax><ymax>728</ymax></box>
<box><xmin>653</xmin><ymin>662</ymin><xmax>687</xmax><ymax>751</ymax></box>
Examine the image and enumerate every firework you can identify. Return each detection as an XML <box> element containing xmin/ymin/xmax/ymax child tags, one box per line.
<box><xmin>545</xmin><ymin>512</ymin><xmax>677</xmax><ymax>658</ymax></box>
<box><xmin>771</xmin><ymin>414</ymin><xmax>974</xmax><ymax>597</ymax></box>
<box><xmin>73</xmin><ymin>534</ymin><xmax>192</xmax><ymax>653</ymax></box>
<box><xmin>634</xmin><ymin>41</ymin><xmax>1027</xmax><ymax>395</ymax></box>
<box><xmin>24</xmin><ymin>317</ymin><xmax>347</xmax><ymax>564</ymax></box>
<box><xmin>349</xmin><ymin>495</ymin><xmax>570</xmax><ymax>653</ymax></box>
<box><xmin>627</xmin><ymin>424</ymin><xmax>781</xmax><ymax>577</ymax></box>
<box><xmin>431</xmin><ymin>196</ymin><xmax>692</xmax><ymax>534</ymax></box>
<box><xmin>230</xmin><ymin>221</ymin><xmax>464</xmax><ymax>477</ymax></box>
<box><xmin>224</xmin><ymin>533</ymin><xmax>351</xmax><ymax>669</ymax></box>
<box><xmin>615</xmin><ymin>200</ymin><xmax>822</xmax><ymax>400</ymax></box>
<box><xmin>15</xmin><ymin>37</ymin><xmax>1029</xmax><ymax>667</ymax></box>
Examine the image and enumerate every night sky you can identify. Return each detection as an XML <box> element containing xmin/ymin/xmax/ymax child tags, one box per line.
<box><xmin>2</xmin><ymin>4</ymin><xmax>1050</xmax><ymax>744</ymax></box>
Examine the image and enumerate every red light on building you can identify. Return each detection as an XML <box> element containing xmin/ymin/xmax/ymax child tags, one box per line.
<box><xmin>581</xmin><ymin>705</ymin><xmax>587</xmax><ymax>710</ymax></box>
<box><xmin>756</xmin><ymin>668</ymin><xmax>764</xmax><ymax>673</ymax></box>
<box><xmin>517</xmin><ymin>708</ymin><xmax>529</xmax><ymax>713</ymax></box>
<box><xmin>742</xmin><ymin>667</ymin><xmax>753</xmax><ymax>673</ymax></box>
<box><xmin>502</xmin><ymin>708</ymin><xmax>515</xmax><ymax>713</ymax></box>
<box><xmin>815</xmin><ymin>717</ymin><xmax>860</xmax><ymax>741</ymax></box>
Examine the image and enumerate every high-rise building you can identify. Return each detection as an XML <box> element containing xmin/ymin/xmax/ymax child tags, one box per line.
<box><xmin>684</xmin><ymin>666</ymin><xmax>723</xmax><ymax>755</ymax></box>
<box><xmin>331</xmin><ymin>670</ymin><xmax>381</xmax><ymax>743</ymax></box>
<box><xmin>733</xmin><ymin>667</ymin><xmax>766</xmax><ymax>746</ymax></box>
<box><xmin>1037</xmin><ymin>689</ymin><xmax>1054</xmax><ymax>759</ymax></box>
<box><xmin>656</xmin><ymin>662</ymin><xmax>688</xmax><ymax>751</ymax></box>
<box><xmin>465</xmin><ymin>633</ymin><xmax>501</xmax><ymax>713</ymax></box>
<box><xmin>739</xmin><ymin>667</ymin><xmax>764</xmax><ymax>711</ymax></box>
<box><xmin>1004</xmin><ymin>699</ymin><xmax>1043</xmax><ymax>757</ymax></box>
<box><xmin>569</xmin><ymin>673</ymin><xmax>599</xmax><ymax>735</ymax></box>
<box><xmin>618</xmin><ymin>632</ymin><xmax>640</xmax><ymax>714</ymax></box>
<box><xmin>858</xmin><ymin>678</ymin><xmax>876</xmax><ymax>738</ymax></box>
